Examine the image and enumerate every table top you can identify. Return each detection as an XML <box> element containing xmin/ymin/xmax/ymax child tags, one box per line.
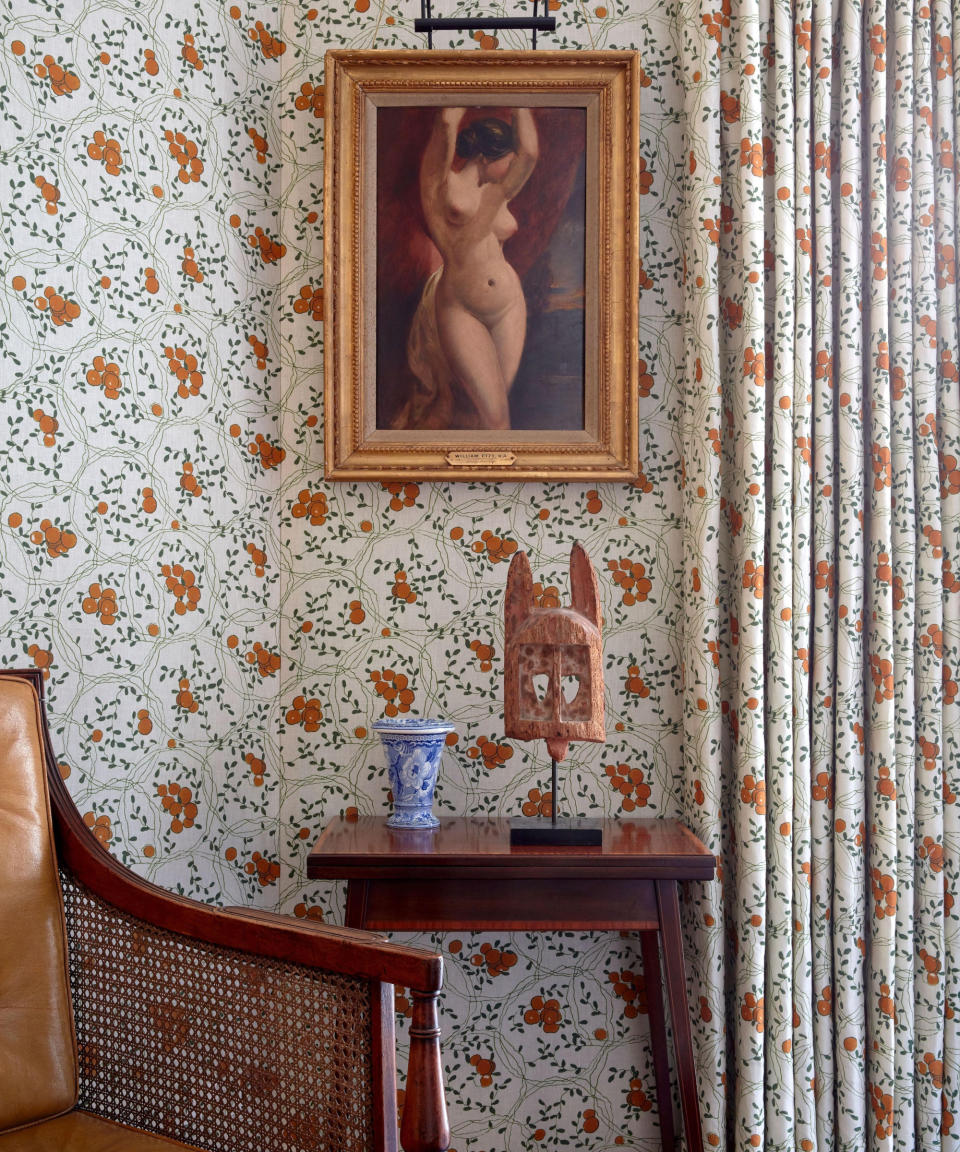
<box><xmin>308</xmin><ymin>815</ymin><xmax>715</xmax><ymax>882</ymax></box>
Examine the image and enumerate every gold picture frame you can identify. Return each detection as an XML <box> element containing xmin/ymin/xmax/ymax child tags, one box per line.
<box><xmin>323</xmin><ymin>50</ymin><xmax>639</xmax><ymax>482</ymax></box>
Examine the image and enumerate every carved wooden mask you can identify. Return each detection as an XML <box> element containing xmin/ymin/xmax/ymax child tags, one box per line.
<box><xmin>503</xmin><ymin>542</ymin><xmax>604</xmax><ymax>763</ymax></box>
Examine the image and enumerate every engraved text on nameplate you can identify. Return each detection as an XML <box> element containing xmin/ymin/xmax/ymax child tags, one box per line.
<box><xmin>445</xmin><ymin>451</ymin><xmax>517</xmax><ymax>467</ymax></box>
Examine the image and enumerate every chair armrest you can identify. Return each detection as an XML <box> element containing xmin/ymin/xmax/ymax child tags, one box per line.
<box><xmin>221</xmin><ymin>907</ymin><xmax>450</xmax><ymax>1152</ymax></box>
<box><xmin>55</xmin><ymin>798</ymin><xmax>449</xmax><ymax>1151</ymax></box>
<box><xmin>61</xmin><ymin>868</ymin><xmax>456</xmax><ymax>1152</ymax></box>
<box><xmin>221</xmin><ymin>905</ymin><xmax>389</xmax><ymax>943</ymax></box>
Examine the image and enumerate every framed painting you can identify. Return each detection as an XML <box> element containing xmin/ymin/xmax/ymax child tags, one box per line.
<box><xmin>323</xmin><ymin>50</ymin><xmax>639</xmax><ymax>481</ymax></box>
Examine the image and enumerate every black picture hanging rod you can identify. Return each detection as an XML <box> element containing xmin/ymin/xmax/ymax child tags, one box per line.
<box><xmin>415</xmin><ymin>16</ymin><xmax>556</xmax><ymax>29</ymax></box>
<box><xmin>417</xmin><ymin>0</ymin><xmax>555</xmax><ymax>47</ymax></box>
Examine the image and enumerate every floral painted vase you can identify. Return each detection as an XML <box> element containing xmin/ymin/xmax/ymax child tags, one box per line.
<box><xmin>373</xmin><ymin>717</ymin><xmax>454</xmax><ymax>829</ymax></box>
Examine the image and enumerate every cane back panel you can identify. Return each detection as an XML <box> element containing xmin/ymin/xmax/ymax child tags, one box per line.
<box><xmin>61</xmin><ymin>870</ymin><xmax>377</xmax><ymax>1152</ymax></box>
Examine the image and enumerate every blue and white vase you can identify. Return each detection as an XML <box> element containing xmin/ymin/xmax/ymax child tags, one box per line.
<box><xmin>373</xmin><ymin>717</ymin><xmax>454</xmax><ymax>829</ymax></box>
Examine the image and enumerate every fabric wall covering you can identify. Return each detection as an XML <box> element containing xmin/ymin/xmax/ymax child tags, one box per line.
<box><xmin>680</xmin><ymin>1</ymin><xmax>960</xmax><ymax>1151</ymax></box>
<box><xmin>0</xmin><ymin>0</ymin><xmax>957</xmax><ymax>1150</ymax></box>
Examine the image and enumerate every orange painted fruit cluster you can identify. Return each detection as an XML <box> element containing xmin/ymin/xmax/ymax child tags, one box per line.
<box><xmin>87</xmin><ymin>131</ymin><xmax>122</xmax><ymax>173</ymax></box>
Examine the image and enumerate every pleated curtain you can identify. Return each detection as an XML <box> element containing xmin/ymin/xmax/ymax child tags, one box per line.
<box><xmin>679</xmin><ymin>0</ymin><xmax>960</xmax><ymax>1149</ymax></box>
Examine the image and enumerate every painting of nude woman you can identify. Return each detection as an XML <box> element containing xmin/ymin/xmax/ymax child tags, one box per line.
<box><xmin>322</xmin><ymin>50</ymin><xmax>639</xmax><ymax>481</ymax></box>
<box><xmin>375</xmin><ymin>105</ymin><xmax>587</xmax><ymax>433</ymax></box>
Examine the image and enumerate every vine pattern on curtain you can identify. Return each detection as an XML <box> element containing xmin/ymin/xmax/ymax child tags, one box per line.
<box><xmin>680</xmin><ymin>0</ymin><xmax>960</xmax><ymax>1149</ymax></box>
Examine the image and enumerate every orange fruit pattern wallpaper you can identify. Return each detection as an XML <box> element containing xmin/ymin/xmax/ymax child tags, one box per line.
<box><xmin>0</xmin><ymin>0</ymin><xmax>682</xmax><ymax>1147</ymax></box>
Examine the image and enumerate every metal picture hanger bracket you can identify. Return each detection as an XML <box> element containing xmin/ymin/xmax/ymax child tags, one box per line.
<box><xmin>414</xmin><ymin>0</ymin><xmax>556</xmax><ymax>48</ymax></box>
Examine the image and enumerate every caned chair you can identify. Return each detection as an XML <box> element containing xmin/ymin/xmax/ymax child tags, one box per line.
<box><xmin>0</xmin><ymin>669</ymin><xmax>449</xmax><ymax>1152</ymax></box>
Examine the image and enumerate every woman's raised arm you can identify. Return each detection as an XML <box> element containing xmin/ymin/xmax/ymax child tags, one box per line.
<box><xmin>420</xmin><ymin>107</ymin><xmax>464</xmax><ymax>222</ymax></box>
<box><xmin>501</xmin><ymin>107</ymin><xmax>538</xmax><ymax>199</ymax></box>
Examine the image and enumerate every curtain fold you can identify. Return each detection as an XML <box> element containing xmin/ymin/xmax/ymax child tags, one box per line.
<box><xmin>679</xmin><ymin>0</ymin><xmax>960</xmax><ymax>1147</ymax></box>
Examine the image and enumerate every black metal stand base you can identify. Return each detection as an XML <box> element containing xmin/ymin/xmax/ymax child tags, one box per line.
<box><xmin>509</xmin><ymin>817</ymin><xmax>603</xmax><ymax>847</ymax></box>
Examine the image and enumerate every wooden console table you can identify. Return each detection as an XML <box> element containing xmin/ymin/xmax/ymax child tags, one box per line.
<box><xmin>308</xmin><ymin>815</ymin><xmax>714</xmax><ymax>1152</ymax></box>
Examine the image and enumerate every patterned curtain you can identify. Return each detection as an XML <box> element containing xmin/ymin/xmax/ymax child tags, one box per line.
<box><xmin>680</xmin><ymin>0</ymin><xmax>960</xmax><ymax>1149</ymax></box>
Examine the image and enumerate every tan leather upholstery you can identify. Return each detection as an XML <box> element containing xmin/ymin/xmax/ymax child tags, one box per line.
<box><xmin>0</xmin><ymin>1112</ymin><xmax>203</xmax><ymax>1151</ymax></box>
<box><xmin>0</xmin><ymin>680</ymin><xmax>77</xmax><ymax>1131</ymax></box>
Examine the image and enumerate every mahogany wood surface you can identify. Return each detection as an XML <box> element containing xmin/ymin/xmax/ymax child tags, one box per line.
<box><xmin>309</xmin><ymin>813</ymin><xmax>714</xmax><ymax>1152</ymax></box>
<box><xmin>640</xmin><ymin>930</ymin><xmax>676</xmax><ymax>1152</ymax></box>
<box><xmin>309</xmin><ymin>814</ymin><xmax>715</xmax><ymax>883</ymax></box>
<box><xmin>348</xmin><ymin>875</ymin><xmax>660</xmax><ymax>931</ymax></box>
<box><xmin>403</xmin><ymin>991</ymin><xmax>452</xmax><ymax>1152</ymax></box>
<box><xmin>372</xmin><ymin>981</ymin><xmax>399</xmax><ymax>1152</ymax></box>
<box><xmin>657</xmin><ymin>879</ymin><xmax>703</xmax><ymax>1152</ymax></box>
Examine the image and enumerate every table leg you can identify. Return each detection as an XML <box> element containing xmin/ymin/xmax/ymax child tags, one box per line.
<box><xmin>655</xmin><ymin>879</ymin><xmax>703</xmax><ymax>1152</ymax></box>
<box><xmin>640</xmin><ymin>930</ymin><xmax>676</xmax><ymax>1152</ymax></box>
<box><xmin>345</xmin><ymin>879</ymin><xmax>370</xmax><ymax>928</ymax></box>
